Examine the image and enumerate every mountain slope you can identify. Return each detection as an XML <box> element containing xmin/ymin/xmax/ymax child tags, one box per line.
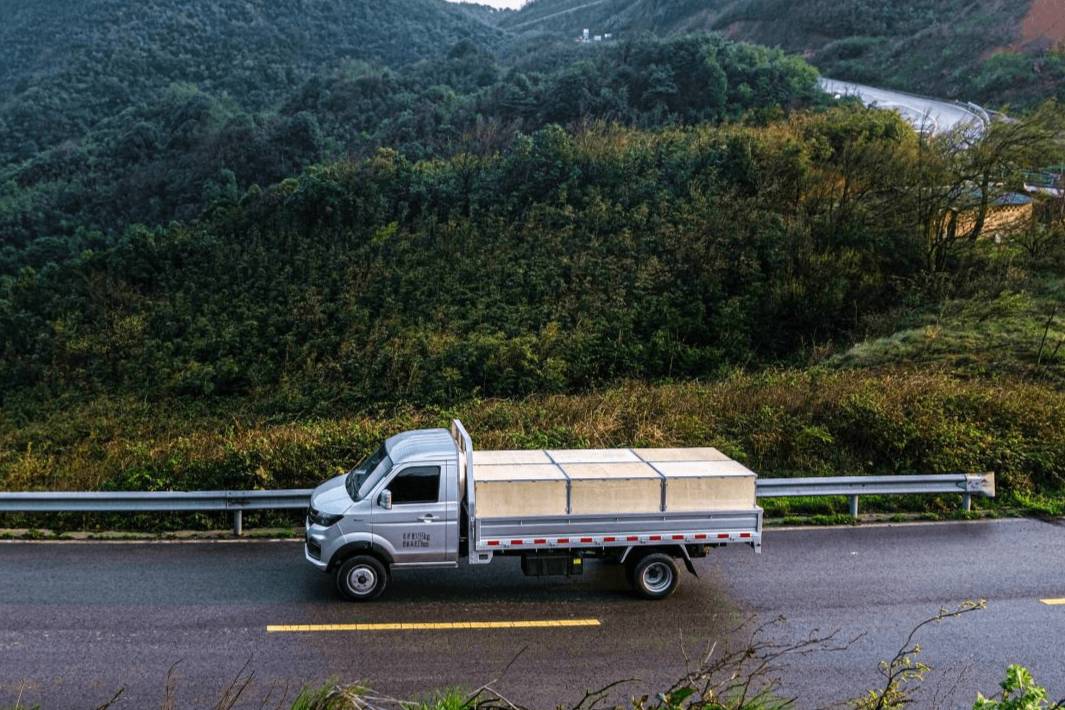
<box><xmin>0</xmin><ymin>0</ymin><xmax>505</xmax><ymax>161</ymax></box>
<box><xmin>501</xmin><ymin>0</ymin><xmax>1065</xmax><ymax>106</ymax></box>
<box><xmin>497</xmin><ymin>0</ymin><xmax>714</xmax><ymax>35</ymax></box>
<box><xmin>0</xmin><ymin>109</ymin><xmax>922</xmax><ymax>408</ymax></box>
<box><xmin>0</xmin><ymin>33</ymin><xmax>819</xmax><ymax>274</ymax></box>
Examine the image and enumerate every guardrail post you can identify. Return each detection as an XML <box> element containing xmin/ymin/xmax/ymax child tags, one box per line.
<box><xmin>962</xmin><ymin>493</ymin><xmax>972</xmax><ymax>512</ymax></box>
<box><xmin>232</xmin><ymin>510</ymin><xmax>243</xmax><ymax>537</ymax></box>
<box><xmin>848</xmin><ymin>495</ymin><xmax>859</xmax><ymax>518</ymax></box>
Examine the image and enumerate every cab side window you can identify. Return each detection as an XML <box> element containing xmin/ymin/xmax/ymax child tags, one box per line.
<box><xmin>389</xmin><ymin>466</ymin><xmax>441</xmax><ymax>504</ymax></box>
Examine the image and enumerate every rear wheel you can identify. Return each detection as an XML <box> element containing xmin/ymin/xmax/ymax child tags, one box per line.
<box><xmin>630</xmin><ymin>553</ymin><xmax>679</xmax><ymax>600</ymax></box>
<box><xmin>335</xmin><ymin>555</ymin><xmax>388</xmax><ymax>601</ymax></box>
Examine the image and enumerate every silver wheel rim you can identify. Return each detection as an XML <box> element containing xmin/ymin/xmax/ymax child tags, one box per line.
<box><xmin>641</xmin><ymin>562</ymin><xmax>673</xmax><ymax>594</ymax></box>
<box><xmin>347</xmin><ymin>565</ymin><xmax>377</xmax><ymax>595</ymax></box>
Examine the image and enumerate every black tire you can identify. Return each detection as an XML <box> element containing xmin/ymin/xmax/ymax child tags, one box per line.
<box><xmin>630</xmin><ymin>553</ymin><xmax>679</xmax><ymax>600</ymax></box>
<box><xmin>335</xmin><ymin>555</ymin><xmax>389</xmax><ymax>601</ymax></box>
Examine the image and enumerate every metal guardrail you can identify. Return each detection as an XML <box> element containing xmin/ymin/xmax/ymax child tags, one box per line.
<box><xmin>0</xmin><ymin>490</ymin><xmax>311</xmax><ymax>535</ymax></box>
<box><xmin>0</xmin><ymin>474</ymin><xmax>994</xmax><ymax>535</ymax></box>
<box><xmin>757</xmin><ymin>473</ymin><xmax>994</xmax><ymax>517</ymax></box>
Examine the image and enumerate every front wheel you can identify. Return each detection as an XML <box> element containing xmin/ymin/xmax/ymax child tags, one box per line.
<box><xmin>335</xmin><ymin>555</ymin><xmax>389</xmax><ymax>601</ymax></box>
<box><xmin>630</xmin><ymin>553</ymin><xmax>679</xmax><ymax>600</ymax></box>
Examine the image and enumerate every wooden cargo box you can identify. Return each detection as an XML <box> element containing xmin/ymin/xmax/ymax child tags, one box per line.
<box><xmin>562</xmin><ymin>461</ymin><xmax>662</xmax><ymax>515</ymax></box>
<box><xmin>657</xmin><ymin>461</ymin><xmax>756</xmax><ymax>511</ymax></box>
<box><xmin>472</xmin><ymin>463</ymin><xmax>567</xmax><ymax>518</ymax></box>
<box><xmin>471</xmin><ymin>447</ymin><xmax>757</xmax><ymax>518</ymax></box>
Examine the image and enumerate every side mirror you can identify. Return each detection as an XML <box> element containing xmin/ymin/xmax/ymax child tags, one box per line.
<box><xmin>378</xmin><ymin>489</ymin><xmax>393</xmax><ymax>510</ymax></box>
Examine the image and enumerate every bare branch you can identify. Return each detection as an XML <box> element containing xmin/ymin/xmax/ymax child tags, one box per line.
<box><xmin>92</xmin><ymin>687</ymin><xmax>125</xmax><ymax>710</ymax></box>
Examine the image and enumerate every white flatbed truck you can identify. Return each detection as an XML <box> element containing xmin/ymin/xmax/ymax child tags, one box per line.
<box><xmin>305</xmin><ymin>420</ymin><xmax>762</xmax><ymax>600</ymax></box>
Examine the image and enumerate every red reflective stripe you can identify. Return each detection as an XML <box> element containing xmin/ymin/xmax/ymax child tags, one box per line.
<box><xmin>581</xmin><ymin>537</ymin><xmax>594</xmax><ymax>543</ymax></box>
<box><xmin>557</xmin><ymin>538</ymin><xmax>570</xmax><ymax>544</ymax></box>
<box><xmin>510</xmin><ymin>539</ymin><xmax>524</xmax><ymax>545</ymax></box>
<box><xmin>533</xmin><ymin>538</ymin><xmax>547</xmax><ymax>545</ymax></box>
<box><xmin>740</xmin><ymin>533</ymin><xmax>752</xmax><ymax>539</ymax></box>
<box><xmin>694</xmin><ymin>534</ymin><xmax>707</xmax><ymax>540</ymax></box>
<box><xmin>486</xmin><ymin>540</ymin><xmax>499</xmax><ymax>546</ymax></box>
<box><xmin>717</xmin><ymin>533</ymin><xmax>729</xmax><ymax>539</ymax></box>
<box><xmin>672</xmin><ymin>534</ymin><xmax>685</xmax><ymax>540</ymax></box>
<box><xmin>649</xmin><ymin>535</ymin><xmax>662</xmax><ymax>541</ymax></box>
<box><xmin>626</xmin><ymin>536</ymin><xmax>638</xmax><ymax>542</ymax></box>
<box><xmin>604</xmin><ymin>536</ymin><xmax>616</xmax><ymax>542</ymax></box>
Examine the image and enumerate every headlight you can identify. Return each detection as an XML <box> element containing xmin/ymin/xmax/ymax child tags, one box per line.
<box><xmin>308</xmin><ymin>507</ymin><xmax>343</xmax><ymax>527</ymax></box>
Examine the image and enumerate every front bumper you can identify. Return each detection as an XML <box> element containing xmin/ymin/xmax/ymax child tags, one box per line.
<box><xmin>304</xmin><ymin>543</ymin><xmax>328</xmax><ymax>570</ymax></box>
<box><xmin>304</xmin><ymin>520</ymin><xmax>329</xmax><ymax>571</ymax></box>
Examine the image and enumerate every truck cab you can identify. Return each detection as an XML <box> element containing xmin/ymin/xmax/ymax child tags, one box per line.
<box><xmin>305</xmin><ymin>428</ymin><xmax>461</xmax><ymax>598</ymax></box>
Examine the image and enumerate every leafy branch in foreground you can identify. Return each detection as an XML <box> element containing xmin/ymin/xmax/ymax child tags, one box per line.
<box><xmin>854</xmin><ymin>599</ymin><xmax>988</xmax><ymax>710</ymax></box>
<box><xmin>974</xmin><ymin>665</ymin><xmax>1063</xmax><ymax>710</ymax></box>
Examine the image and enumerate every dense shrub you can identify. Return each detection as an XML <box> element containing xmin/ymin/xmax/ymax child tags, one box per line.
<box><xmin>2</xmin><ymin>371</ymin><xmax>1061</xmax><ymax>499</ymax></box>
<box><xmin>0</xmin><ymin>33</ymin><xmax>820</xmax><ymax>274</ymax></box>
<box><xmin>0</xmin><ymin>111</ymin><xmax>923</xmax><ymax>406</ymax></box>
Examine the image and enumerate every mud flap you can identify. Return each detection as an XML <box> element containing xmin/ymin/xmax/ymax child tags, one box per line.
<box><xmin>678</xmin><ymin>544</ymin><xmax>698</xmax><ymax>577</ymax></box>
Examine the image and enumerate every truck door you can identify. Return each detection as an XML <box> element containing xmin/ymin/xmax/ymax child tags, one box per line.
<box><xmin>372</xmin><ymin>463</ymin><xmax>450</xmax><ymax>564</ymax></box>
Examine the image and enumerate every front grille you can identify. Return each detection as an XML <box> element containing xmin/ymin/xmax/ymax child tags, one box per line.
<box><xmin>306</xmin><ymin>537</ymin><xmax>322</xmax><ymax>560</ymax></box>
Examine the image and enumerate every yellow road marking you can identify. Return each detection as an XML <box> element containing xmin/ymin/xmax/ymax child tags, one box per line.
<box><xmin>1041</xmin><ymin>598</ymin><xmax>1065</xmax><ymax>606</ymax></box>
<box><xmin>266</xmin><ymin>618</ymin><xmax>601</xmax><ymax>633</ymax></box>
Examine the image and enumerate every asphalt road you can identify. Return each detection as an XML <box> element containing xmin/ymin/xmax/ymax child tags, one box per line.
<box><xmin>819</xmin><ymin>78</ymin><xmax>985</xmax><ymax>134</ymax></box>
<box><xmin>1</xmin><ymin>518</ymin><xmax>1062</xmax><ymax>709</ymax></box>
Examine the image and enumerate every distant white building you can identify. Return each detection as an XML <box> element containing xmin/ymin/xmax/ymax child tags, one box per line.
<box><xmin>577</xmin><ymin>28</ymin><xmax>613</xmax><ymax>43</ymax></box>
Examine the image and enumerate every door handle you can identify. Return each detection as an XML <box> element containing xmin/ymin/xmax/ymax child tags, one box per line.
<box><xmin>418</xmin><ymin>514</ymin><xmax>438</xmax><ymax>522</ymax></box>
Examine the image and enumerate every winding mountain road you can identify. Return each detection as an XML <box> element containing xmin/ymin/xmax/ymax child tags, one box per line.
<box><xmin>0</xmin><ymin>518</ymin><xmax>1062</xmax><ymax>708</ymax></box>
<box><xmin>820</xmin><ymin>78</ymin><xmax>987</xmax><ymax>134</ymax></box>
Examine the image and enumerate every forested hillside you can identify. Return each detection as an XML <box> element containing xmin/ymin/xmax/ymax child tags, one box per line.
<box><xmin>715</xmin><ymin>0</ymin><xmax>1056</xmax><ymax>106</ymax></box>
<box><xmin>0</xmin><ymin>0</ymin><xmax>505</xmax><ymax>162</ymax></box>
<box><xmin>0</xmin><ymin>34</ymin><xmax>818</xmax><ymax>275</ymax></box>
<box><xmin>496</xmin><ymin>0</ymin><xmax>712</xmax><ymax>35</ymax></box>
<box><xmin>1</xmin><ymin>110</ymin><xmax>909</xmax><ymax>407</ymax></box>
<box><xmin>5</xmin><ymin>105</ymin><xmax>1063</xmax><ymax>409</ymax></box>
<box><xmin>502</xmin><ymin>0</ymin><xmax>1065</xmax><ymax>107</ymax></box>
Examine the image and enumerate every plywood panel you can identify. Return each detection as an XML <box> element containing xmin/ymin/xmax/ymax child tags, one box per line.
<box><xmin>476</xmin><ymin>450</ymin><xmax>553</xmax><ymax>465</ymax></box>
<box><xmin>474</xmin><ymin>479</ymin><xmax>568</xmax><ymax>517</ymax></box>
<box><xmin>474</xmin><ymin>464</ymin><xmax>566</xmax><ymax>481</ymax></box>
<box><xmin>561</xmin><ymin>462</ymin><xmax>659</xmax><ymax>479</ymax></box>
<box><xmin>570</xmin><ymin>477</ymin><xmax>661</xmax><ymax>514</ymax></box>
<box><xmin>665</xmin><ymin>475</ymin><xmax>756</xmax><ymax>511</ymax></box>
<box><xmin>654</xmin><ymin>460</ymin><xmax>754</xmax><ymax>477</ymax></box>
<box><xmin>634</xmin><ymin>447</ymin><xmax>731</xmax><ymax>462</ymax></box>
<box><xmin>547</xmin><ymin>449</ymin><xmax>640</xmax><ymax>464</ymax></box>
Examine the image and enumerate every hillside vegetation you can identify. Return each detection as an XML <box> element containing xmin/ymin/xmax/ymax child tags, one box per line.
<box><xmin>0</xmin><ymin>0</ymin><xmax>505</xmax><ymax>161</ymax></box>
<box><xmin>3</xmin><ymin>371</ymin><xmax>1062</xmax><ymax>515</ymax></box>
<box><xmin>0</xmin><ymin>34</ymin><xmax>818</xmax><ymax>275</ymax></box>
<box><xmin>833</xmin><ymin>280</ymin><xmax>1065</xmax><ymax>385</ymax></box>
<box><xmin>1</xmin><ymin>109</ymin><xmax>938</xmax><ymax>408</ymax></box>
<box><xmin>502</xmin><ymin>0</ymin><xmax>1065</xmax><ymax>107</ymax></box>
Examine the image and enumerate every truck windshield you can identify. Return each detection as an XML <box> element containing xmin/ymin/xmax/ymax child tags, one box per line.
<box><xmin>345</xmin><ymin>445</ymin><xmax>391</xmax><ymax>501</ymax></box>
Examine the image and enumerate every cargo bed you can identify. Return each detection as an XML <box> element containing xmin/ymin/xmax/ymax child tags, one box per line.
<box><xmin>449</xmin><ymin>422</ymin><xmax>763</xmax><ymax>563</ymax></box>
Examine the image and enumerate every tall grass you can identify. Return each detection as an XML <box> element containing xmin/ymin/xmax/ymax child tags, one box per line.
<box><xmin>2</xmin><ymin>369</ymin><xmax>1062</xmax><ymax>508</ymax></box>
